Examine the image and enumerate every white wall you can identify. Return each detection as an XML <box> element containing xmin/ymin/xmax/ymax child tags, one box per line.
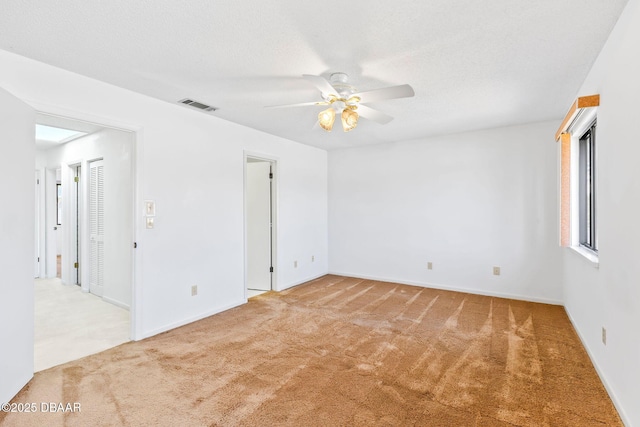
<box><xmin>561</xmin><ymin>0</ymin><xmax>640</xmax><ymax>424</ymax></box>
<box><xmin>0</xmin><ymin>87</ymin><xmax>35</xmax><ymax>405</ymax></box>
<box><xmin>329</xmin><ymin>121</ymin><xmax>563</xmax><ymax>303</ymax></box>
<box><xmin>40</xmin><ymin>128</ymin><xmax>134</xmax><ymax>308</ymax></box>
<box><xmin>0</xmin><ymin>49</ymin><xmax>328</xmax><ymax>342</ymax></box>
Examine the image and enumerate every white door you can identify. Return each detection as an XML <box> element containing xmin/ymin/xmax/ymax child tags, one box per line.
<box><xmin>34</xmin><ymin>170</ymin><xmax>40</xmax><ymax>277</ymax></box>
<box><xmin>0</xmin><ymin>86</ymin><xmax>36</xmax><ymax>404</ymax></box>
<box><xmin>89</xmin><ymin>159</ymin><xmax>105</xmax><ymax>297</ymax></box>
<box><xmin>246</xmin><ymin>160</ymin><xmax>272</xmax><ymax>291</ymax></box>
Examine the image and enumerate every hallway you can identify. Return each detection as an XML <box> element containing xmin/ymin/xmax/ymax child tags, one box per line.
<box><xmin>35</xmin><ymin>278</ymin><xmax>130</xmax><ymax>371</ymax></box>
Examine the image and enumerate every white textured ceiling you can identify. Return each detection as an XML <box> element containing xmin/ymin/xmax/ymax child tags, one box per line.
<box><xmin>0</xmin><ymin>1</ymin><xmax>629</xmax><ymax>150</ymax></box>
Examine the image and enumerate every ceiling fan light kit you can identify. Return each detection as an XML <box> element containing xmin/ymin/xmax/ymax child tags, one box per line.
<box><xmin>341</xmin><ymin>107</ymin><xmax>358</xmax><ymax>132</ymax></box>
<box><xmin>318</xmin><ymin>107</ymin><xmax>336</xmax><ymax>131</ymax></box>
<box><xmin>268</xmin><ymin>72</ymin><xmax>415</xmax><ymax>134</ymax></box>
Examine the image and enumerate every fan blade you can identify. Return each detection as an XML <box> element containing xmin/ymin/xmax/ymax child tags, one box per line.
<box><xmin>353</xmin><ymin>84</ymin><xmax>415</xmax><ymax>104</ymax></box>
<box><xmin>356</xmin><ymin>104</ymin><xmax>394</xmax><ymax>125</ymax></box>
<box><xmin>265</xmin><ymin>101</ymin><xmax>329</xmax><ymax>109</ymax></box>
<box><xmin>303</xmin><ymin>74</ymin><xmax>339</xmax><ymax>97</ymax></box>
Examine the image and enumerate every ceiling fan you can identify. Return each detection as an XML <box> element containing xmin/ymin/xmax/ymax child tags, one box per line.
<box><xmin>268</xmin><ymin>73</ymin><xmax>415</xmax><ymax>132</ymax></box>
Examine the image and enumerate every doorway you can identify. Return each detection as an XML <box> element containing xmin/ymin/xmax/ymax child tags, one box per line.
<box><xmin>66</xmin><ymin>163</ymin><xmax>81</xmax><ymax>286</ymax></box>
<box><xmin>245</xmin><ymin>155</ymin><xmax>276</xmax><ymax>298</ymax></box>
<box><xmin>55</xmin><ymin>171</ymin><xmax>62</xmax><ymax>278</ymax></box>
<box><xmin>34</xmin><ymin>112</ymin><xmax>135</xmax><ymax>370</ymax></box>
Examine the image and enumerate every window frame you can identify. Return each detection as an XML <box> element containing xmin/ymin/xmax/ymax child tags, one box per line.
<box><xmin>578</xmin><ymin>119</ymin><xmax>597</xmax><ymax>252</ymax></box>
<box><xmin>568</xmin><ymin>106</ymin><xmax>598</xmax><ymax>261</ymax></box>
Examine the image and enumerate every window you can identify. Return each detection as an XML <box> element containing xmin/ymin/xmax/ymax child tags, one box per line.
<box><xmin>578</xmin><ymin>120</ymin><xmax>597</xmax><ymax>252</ymax></box>
<box><xmin>555</xmin><ymin>94</ymin><xmax>599</xmax><ymax>262</ymax></box>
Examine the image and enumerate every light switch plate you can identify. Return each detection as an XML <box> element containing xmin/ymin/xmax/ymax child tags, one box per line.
<box><xmin>145</xmin><ymin>200</ymin><xmax>156</xmax><ymax>216</ymax></box>
<box><xmin>146</xmin><ymin>217</ymin><xmax>154</xmax><ymax>229</ymax></box>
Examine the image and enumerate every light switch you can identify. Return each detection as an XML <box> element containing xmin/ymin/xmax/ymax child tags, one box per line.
<box><xmin>146</xmin><ymin>217</ymin><xmax>154</xmax><ymax>229</ymax></box>
<box><xmin>145</xmin><ymin>200</ymin><xmax>156</xmax><ymax>216</ymax></box>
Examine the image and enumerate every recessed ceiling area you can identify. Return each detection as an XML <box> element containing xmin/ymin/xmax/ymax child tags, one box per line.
<box><xmin>36</xmin><ymin>125</ymin><xmax>87</xmax><ymax>145</ymax></box>
<box><xmin>35</xmin><ymin>113</ymin><xmax>104</xmax><ymax>150</ymax></box>
<box><xmin>1</xmin><ymin>0</ymin><xmax>630</xmax><ymax>150</ymax></box>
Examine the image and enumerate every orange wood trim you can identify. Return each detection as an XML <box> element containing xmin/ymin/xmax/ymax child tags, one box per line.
<box><xmin>560</xmin><ymin>132</ymin><xmax>571</xmax><ymax>247</ymax></box>
<box><xmin>556</xmin><ymin>101</ymin><xmax>578</xmax><ymax>141</ymax></box>
<box><xmin>555</xmin><ymin>94</ymin><xmax>600</xmax><ymax>141</ymax></box>
<box><xmin>577</xmin><ymin>94</ymin><xmax>600</xmax><ymax>109</ymax></box>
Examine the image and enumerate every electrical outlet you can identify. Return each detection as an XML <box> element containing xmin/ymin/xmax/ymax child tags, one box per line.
<box><xmin>312</xmin><ymin>255</ymin><xmax>315</xmax><ymax>262</ymax></box>
<box><xmin>602</xmin><ymin>327</ymin><xmax>607</xmax><ymax>345</ymax></box>
<box><xmin>191</xmin><ymin>285</ymin><xmax>198</xmax><ymax>296</ymax></box>
<box><xmin>427</xmin><ymin>262</ymin><xmax>433</xmax><ymax>270</ymax></box>
<box><xmin>493</xmin><ymin>266</ymin><xmax>501</xmax><ymax>276</ymax></box>
<box><xmin>294</xmin><ymin>260</ymin><xmax>298</xmax><ymax>268</ymax></box>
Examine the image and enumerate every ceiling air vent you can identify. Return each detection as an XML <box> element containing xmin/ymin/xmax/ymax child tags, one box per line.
<box><xmin>178</xmin><ymin>98</ymin><xmax>218</xmax><ymax>112</ymax></box>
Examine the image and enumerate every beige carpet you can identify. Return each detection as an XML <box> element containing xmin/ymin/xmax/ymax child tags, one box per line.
<box><xmin>1</xmin><ymin>275</ymin><xmax>622</xmax><ymax>426</ymax></box>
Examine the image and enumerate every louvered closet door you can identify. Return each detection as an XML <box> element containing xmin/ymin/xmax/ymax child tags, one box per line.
<box><xmin>89</xmin><ymin>160</ymin><xmax>105</xmax><ymax>297</ymax></box>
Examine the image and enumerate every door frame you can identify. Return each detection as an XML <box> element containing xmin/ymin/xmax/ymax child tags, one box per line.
<box><xmin>34</xmin><ymin>170</ymin><xmax>43</xmax><ymax>278</ymax></box>
<box><xmin>44</xmin><ymin>167</ymin><xmax>60</xmax><ymax>278</ymax></box>
<box><xmin>60</xmin><ymin>161</ymin><xmax>82</xmax><ymax>286</ymax></box>
<box><xmin>31</xmin><ymin>100</ymin><xmax>143</xmax><ymax>341</ymax></box>
<box><xmin>243</xmin><ymin>151</ymin><xmax>278</xmax><ymax>299</ymax></box>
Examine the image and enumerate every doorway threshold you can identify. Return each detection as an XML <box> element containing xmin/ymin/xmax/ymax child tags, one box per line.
<box><xmin>247</xmin><ymin>289</ymin><xmax>269</xmax><ymax>299</ymax></box>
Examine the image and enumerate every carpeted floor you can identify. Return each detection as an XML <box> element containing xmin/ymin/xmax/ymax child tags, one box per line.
<box><xmin>1</xmin><ymin>275</ymin><xmax>622</xmax><ymax>426</ymax></box>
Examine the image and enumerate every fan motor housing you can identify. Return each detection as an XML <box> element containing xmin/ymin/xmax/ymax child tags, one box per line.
<box><xmin>330</xmin><ymin>72</ymin><xmax>356</xmax><ymax>97</ymax></box>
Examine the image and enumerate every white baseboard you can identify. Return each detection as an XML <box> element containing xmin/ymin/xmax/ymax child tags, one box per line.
<box><xmin>139</xmin><ymin>299</ymin><xmax>245</xmax><ymax>340</ymax></box>
<box><xmin>328</xmin><ymin>271</ymin><xmax>563</xmax><ymax>306</ymax></box>
<box><xmin>277</xmin><ymin>272</ymin><xmax>328</xmax><ymax>292</ymax></box>
<box><xmin>564</xmin><ymin>308</ymin><xmax>630</xmax><ymax>427</ymax></box>
<box><xmin>102</xmin><ymin>296</ymin><xmax>130</xmax><ymax>311</ymax></box>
